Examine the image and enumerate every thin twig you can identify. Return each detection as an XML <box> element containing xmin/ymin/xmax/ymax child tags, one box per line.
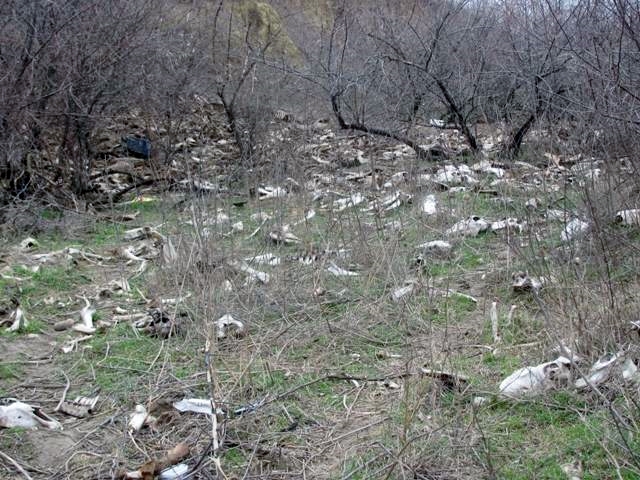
<box><xmin>0</xmin><ymin>450</ymin><xmax>34</xmax><ymax>480</ymax></box>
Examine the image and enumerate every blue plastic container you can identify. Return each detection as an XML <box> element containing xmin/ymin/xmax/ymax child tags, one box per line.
<box><xmin>124</xmin><ymin>136</ymin><xmax>151</xmax><ymax>158</ymax></box>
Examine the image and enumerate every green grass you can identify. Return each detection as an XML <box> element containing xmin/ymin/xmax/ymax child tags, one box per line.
<box><xmin>474</xmin><ymin>395</ymin><xmax>640</xmax><ymax>479</ymax></box>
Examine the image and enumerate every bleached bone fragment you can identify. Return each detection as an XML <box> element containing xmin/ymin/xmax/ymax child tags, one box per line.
<box><xmin>128</xmin><ymin>404</ymin><xmax>151</xmax><ymax>432</ymax></box>
<box><xmin>491</xmin><ymin>218</ymin><xmax>524</xmax><ymax>233</ymax></box>
<box><xmin>159</xmin><ymin>464</ymin><xmax>190</xmax><ymax>480</ymax></box>
<box><xmin>561</xmin><ymin>218</ymin><xmax>590</xmax><ymax>242</ymax></box>
<box><xmin>471</xmin><ymin>160</ymin><xmax>505</xmax><ymax>178</ymax></box>
<box><xmin>162</xmin><ymin>237</ymin><xmax>178</xmax><ymax>264</ymax></box>
<box><xmin>0</xmin><ymin>401</ymin><xmax>62</xmax><ymax>430</ymax></box>
<box><xmin>258</xmin><ymin>186</ymin><xmax>287</xmax><ymax>200</ymax></box>
<box><xmin>333</xmin><ymin>192</ymin><xmax>365</xmax><ymax>212</ymax></box>
<box><xmin>391</xmin><ymin>283</ymin><xmax>415</xmax><ymax>302</ymax></box>
<box><xmin>19</xmin><ymin>237</ymin><xmax>39</xmax><ymax>251</ymax></box>
<box><xmin>231</xmin><ymin>261</ymin><xmax>269</xmax><ymax>284</ymax></box>
<box><xmin>6</xmin><ymin>306</ymin><xmax>27</xmax><ymax>332</ymax></box>
<box><xmin>73</xmin><ymin>298</ymin><xmax>96</xmax><ymax>334</ymax></box>
<box><xmin>327</xmin><ymin>262</ymin><xmax>359</xmax><ymax>276</ymax></box>
<box><xmin>231</xmin><ymin>221</ymin><xmax>244</xmax><ymax>232</ymax></box>
<box><xmin>421</xmin><ymin>194</ymin><xmax>437</xmax><ymax>216</ymax></box>
<box><xmin>446</xmin><ymin>216</ymin><xmax>489</xmax><ymax>237</ymax></box>
<box><xmin>415</xmin><ymin>240</ymin><xmax>452</xmax><ymax>255</ymax></box>
<box><xmin>123</xmin><ymin>226</ymin><xmax>163</xmax><ymax>242</ymax></box>
<box><xmin>499</xmin><ymin>356</ymin><xmax>572</xmax><ymax>397</ymax></box>
<box><xmin>250</xmin><ymin>212</ymin><xmax>272</xmax><ymax>222</ymax></box>
<box><xmin>268</xmin><ymin>225</ymin><xmax>300</xmax><ymax>245</ymax></box>
<box><xmin>215</xmin><ymin>314</ymin><xmax>246</xmax><ymax>339</ymax></box>
<box><xmin>574</xmin><ymin>351</ymin><xmax>626</xmax><ymax>389</ymax></box>
<box><xmin>244</xmin><ymin>253</ymin><xmax>281</xmax><ymax>266</ymax></box>
<box><xmin>615</xmin><ymin>209</ymin><xmax>640</xmax><ymax>226</ymax></box>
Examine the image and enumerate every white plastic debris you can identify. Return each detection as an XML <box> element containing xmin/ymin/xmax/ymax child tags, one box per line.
<box><xmin>159</xmin><ymin>463</ymin><xmax>190</xmax><ymax>480</ymax></box>
<box><xmin>173</xmin><ymin>398</ymin><xmax>213</xmax><ymax>415</ymax></box>
<box><xmin>446</xmin><ymin>216</ymin><xmax>489</xmax><ymax>237</ymax></box>
<box><xmin>615</xmin><ymin>209</ymin><xmax>640</xmax><ymax>226</ymax></box>
<box><xmin>327</xmin><ymin>262</ymin><xmax>359</xmax><ymax>276</ymax></box>
<box><xmin>561</xmin><ymin>218</ymin><xmax>589</xmax><ymax>242</ymax></box>
<box><xmin>215</xmin><ymin>314</ymin><xmax>246</xmax><ymax>339</ymax></box>
<box><xmin>499</xmin><ymin>357</ymin><xmax>573</xmax><ymax>397</ymax></box>
<box><xmin>421</xmin><ymin>194</ymin><xmax>437</xmax><ymax>216</ymax></box>
<box><xmin>0</xmin><ymin>401</ymin><xmax>62</xmax><ymax>430</ymax></box>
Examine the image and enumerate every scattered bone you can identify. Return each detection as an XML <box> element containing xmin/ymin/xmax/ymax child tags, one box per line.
<box><xmin>245</xmin><ymin>253</ymin><xmax>281</xmax><ymax>266</ymax></box>
<box><xmin>231</xmin><ymin>261</ymin><xmax>270</xmax><ymax>283</ymax></box>
<box><xmin>61</xmin><ymin>335</ymin><xmax>93</xmax><ymax>353</ymax></box>
<box><xmin>415</xmin><ymin>240</ymin><xmax>452</xmax><ymax>256</ymax></box>
<box><xmin>574</xmin><ymin>351</ymin><xmax>631</xmax><ymax>389</ymax></box>
<box><xmin>73</xmin><ymin>298</ymin><xmax>96</xmax><ymax>334</ymax></box>
<box><xmin>19</xmin><ymin>237</ymin><xmax>39</xmax><ymax>251</ymax></box>
<box><xmin>561</xmin><ymin>460</ymin><xmax>583</xmax><ymax>480</ymax></box>
<box><xmin>391</xmin><ymin>283</ymin><xmax>415</xmax><ymax>302</ymax></box>
<box><xmin>58</xmin><ymin>396</ymin><xmax>100</xmax><ymax>418</ymax></box>
<box><xmin>421</xmin><ymin>194</ymin><xmax>437</xmax><ymax>216</ymax></box>
<box><xmin>134</xmin><ymin>309</ymin><xmax>180</xmax><ymax>338</ymax></box>
<box><xmin>332</xmin><ymin>192</ymin><xmax>365</xmax><ymax>212</ymax></box>
<box><xmin>250</xmin><ymin>212</ymin><xmax>272</xmax><ymax>222</ymax></box>
<box><xmin>499</xmin><ymin>356</ymin><xmax>573</xmax><ymax>397</ymax></box>
<box><xmin>0</xmin><ymin>400</ymin><xmax>62</xmax><ymax>430</ymax></box>
<box><xmin>128</xmin><ymin>404</ymin><xmax>154</xmax><ymax>432</ymax></box>
<box><xmin>615</xmin><ymin>209</ymin><xmax>640</xmax><ymax>226</ymax></box>
<box><xmin>327</xmin><ymin>262</ymin><xmax>359</xmax><ymax>277</ymax></box>
<box><xmin>471</xmin><ymin>160</ymin><xmax>505</xmax><ymax>178</ymax></box>
<box><xmin>420</xmin><ymin>368</ymin><xmax>470</xmax><ymax>391</ymax></box>
<box><xmin>561</xmin><ymin>218</ymin><xmax>589</xmax><ymax>242</ymax></box>
<box><xmin>53</xmin><ymin>318</ymin><xmax>76</xmax><ymax>331</ymax></box>
<box><xmin>258</xmin><ymin>185</ymin><xmax>287</xmax><ymax>200</ymax></box>
<box><xmin>162</xmin><ymin>237</ymin><xmax>178</xmax><ymax>264</ymax></box>
<box><xmin>512</xmin><ymin>272</ymin><xmax>543</xmax><ymax>294</ymax></box>
<box><xmin>268</xmin><ymin>224</ymin><xmax>301</xmax><ymax>245</ymax></box>
<box><xmin>446</xmin><ymin>216</ymin><xmax>489</xmax><ymax>237</ymax></box>
<box><xmin>123</xmin><ymin>226</ymin><xmax>164</xmax><ymax>242</ymax></box>
<box><xmin>491</xmin><ymin>218</ymin><xmax>524</xmax><ymax>233</ymax></box>
<box><xmin>215</xmin><ymin>314</ymin><xmax>246</xmax><ymax>339</ymax></box>
<box><xmin>490</xmin><ymin>301</ymin><xmax>500</xmax><ymax>344</ymax></box>
<box><xmin>5</xmin><ymin>303</ymin><xmax>27</xmax><ymax>332</ymax></box>
<box><xmin>231</xmin><ymin>221</ymin><xmax>244</xmax><ymax>232</ymax></box>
